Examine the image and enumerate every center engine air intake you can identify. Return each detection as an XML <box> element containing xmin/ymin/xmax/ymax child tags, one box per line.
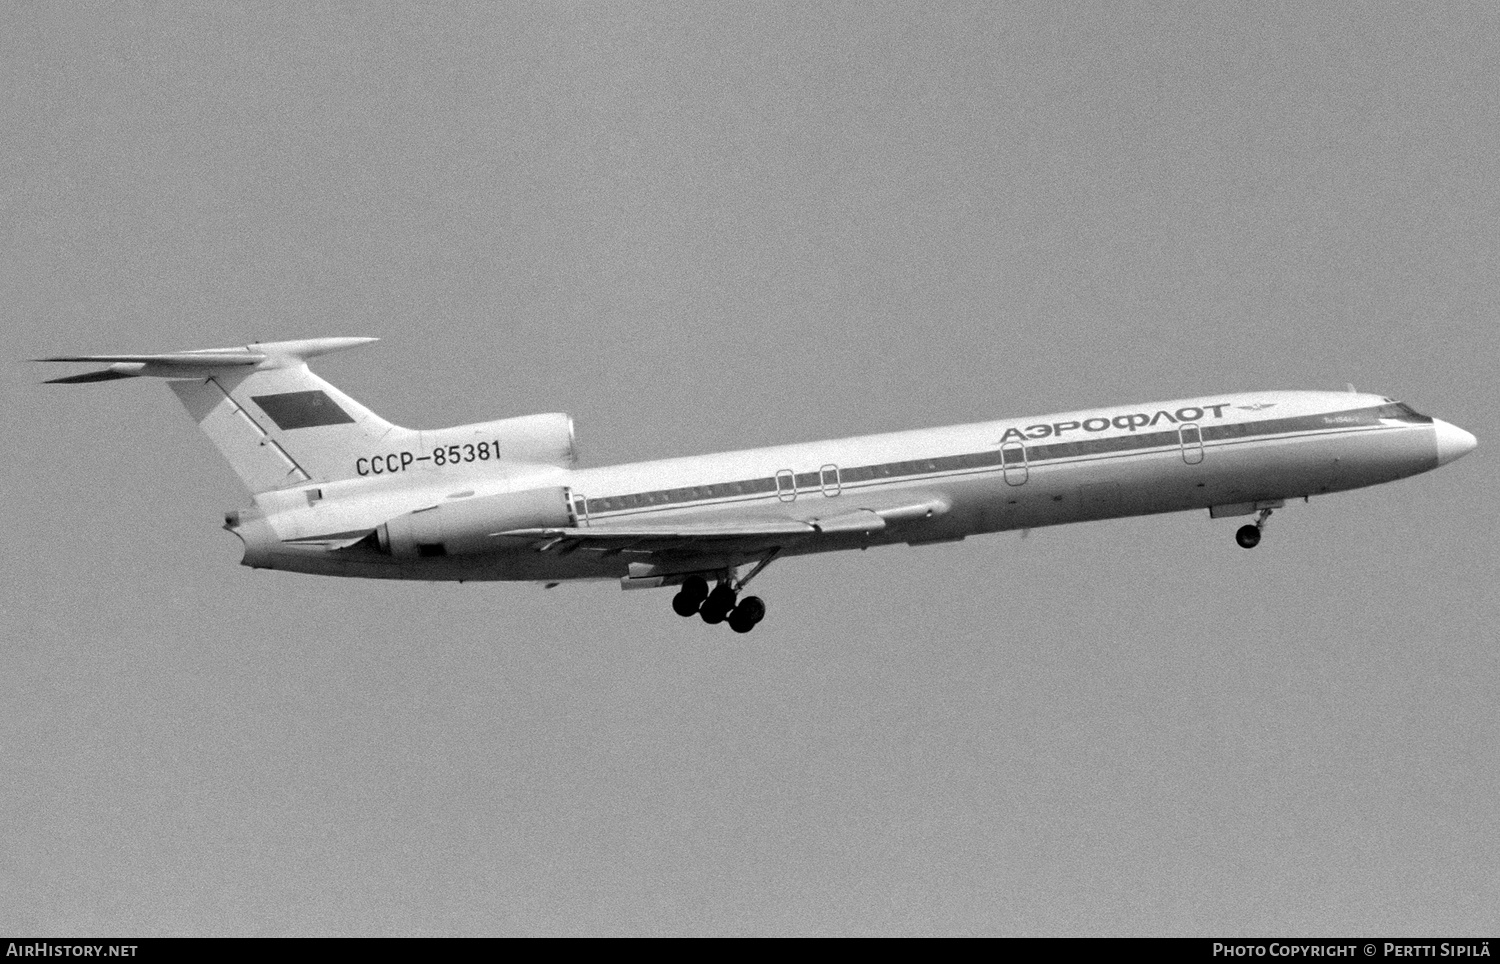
<box><xmin>475</xmin><ymin>413</ymin><xmax>578</xmax><ymax>468</ymax></box>
<box><xmin>376</xmin><ymin>486</ymin><xmax>571</xmax><ymax>558</ymax></box>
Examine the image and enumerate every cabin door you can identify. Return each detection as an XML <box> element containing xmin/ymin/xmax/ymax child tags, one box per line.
<box><xmin>776</xmin><ymin>469</ymin><xmax>797</xmax><ymax>502</ymax></box>
<box><xmin>820</xmin><ymin>464</ymin><xmax>841</xmax><ymax>497</ymax></box>
<box><xmin>1002</xmin><ymin>441</ymin><xmax>1028</xmax><ymax>485</ymax></box>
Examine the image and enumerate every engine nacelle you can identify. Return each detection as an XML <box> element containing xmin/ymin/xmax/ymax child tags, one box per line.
<box><xmin>490</xmin><ymin>412</ymin><xmax>577</xmax><ymax>467</ymax></box>
<box><xmin>376</xmin><ymin>486</ymin><xmax>571</xmax><ymax>559</ymax></box>
<box><xmin>426</xmin><ymin>413</ymin><xmax>577</xmax><ymax>469</ymax></box>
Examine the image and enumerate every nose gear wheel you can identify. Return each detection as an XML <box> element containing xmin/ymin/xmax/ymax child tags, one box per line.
<box><xmin>1235</xmin><ymin>507</ymin><xmax>1274</xmax><ymax>549</ymax></box>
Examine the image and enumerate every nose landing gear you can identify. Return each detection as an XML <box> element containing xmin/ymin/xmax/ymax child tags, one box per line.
<box><xmin>1235</xmin><ymin>507</ymin><xmax>1274</xmax><ymax>549</ymax></box>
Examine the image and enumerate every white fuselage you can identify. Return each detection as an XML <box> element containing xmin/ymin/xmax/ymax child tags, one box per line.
<box><xmin>230</xmin><ymin>389</ymin><xmax>1469</xmax><ymax>586</ymax></box>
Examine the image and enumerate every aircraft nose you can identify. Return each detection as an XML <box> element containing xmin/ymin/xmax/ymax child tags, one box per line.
<box><xmin>1433</xmin><ymin>418</ymin><xmax>1478</xmax><ymax>466</ymax></box>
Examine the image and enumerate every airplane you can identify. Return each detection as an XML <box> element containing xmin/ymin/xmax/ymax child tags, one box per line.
<box><xmin>38</xmin><ymin>337</ymin><xmax>1476</xmax><ymax>634</ymax></box>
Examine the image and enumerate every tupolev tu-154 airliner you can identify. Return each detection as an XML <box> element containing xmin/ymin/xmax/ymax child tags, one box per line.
<box><xmin>39</xmin><ymin>337</ymin><xmax>1476</xmax><ymax>634</ymax></box>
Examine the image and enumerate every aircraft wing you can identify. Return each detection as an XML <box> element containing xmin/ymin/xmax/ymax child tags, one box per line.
<box><xmin>268</xmin><ymin>493</ymin><xmax>951</xmax><ymax>558</ymax></box>
<box><xmin>495</xmin><ymin>494</ymin><xmax>950</xmax><ymax>556</ymax></box>
<box><xmin>493</xmin><ymin>518</ymin><xmax>818</xmax><ymax>554</ymax></box>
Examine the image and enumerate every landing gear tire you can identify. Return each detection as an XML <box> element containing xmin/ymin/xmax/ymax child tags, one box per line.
<box><xmin>699</xmin><ymin>584</ymin><xmax>737</xmax><ymax>625</ymax></box>
<box><xmin>1236</xmin><ymin>524</ymin><xmax>1261</xmax><ymax>549</ymax></box>
<box><xmin>727</xmin><ymin>596</ymin><xmax>766</xmax><ymax>634</ymax></box>
<box><xmin>672</xmin><ymin>575</ymin><xmax>710</xmax><ymax>617</ymax></box>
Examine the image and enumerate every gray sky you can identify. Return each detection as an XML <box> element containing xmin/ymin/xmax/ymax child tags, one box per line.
<box><xmin>3</xmin><ymin>1</ymin><xmax>1497</xmax><ymax>936</ymax></box>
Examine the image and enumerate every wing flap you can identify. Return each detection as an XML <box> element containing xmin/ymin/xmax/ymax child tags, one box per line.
<box><xmin>494</xmin><ymin>494</ymin><xmax>952</xmax><ymax>555</ymax></box>
<box><xmin>866</xmin><ymin>495</ymin><xmax>951</xmax><ymax>522</ymax></box>
<box><xmin>802</xmin><ymin>494</ymin><xmax>950</xmax><ymax>533</ymax></box>
<box><xmin>494</xmin><ymin>518</ymin><xmax>816</xmax><ymax>554</ymax></box>
<box><xmin>806</xmin><ymin>509</ymin><xmax>886</xmax><ymax>534</ymax></box>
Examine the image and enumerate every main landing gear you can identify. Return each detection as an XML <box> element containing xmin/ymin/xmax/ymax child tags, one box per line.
<box><xmin>1235</xmin><ymin>507</ymin><xmax>1274</xmax><ymax>549</ymax></box>
<box><xmin>670</xmin><ymin>551</ymin><xmax>778</xmax><ymax>633</ymax></box>
<box><xmin>672</xmin><ymin>575</ymin><xmax>767</xmax><ymax>633</ymax></box>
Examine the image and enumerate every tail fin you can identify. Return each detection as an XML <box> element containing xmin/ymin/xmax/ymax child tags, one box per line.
<box><xmin>38</xmin><ymin>337</ymin><xmax>414</xmax><ymax>493</ymax></box>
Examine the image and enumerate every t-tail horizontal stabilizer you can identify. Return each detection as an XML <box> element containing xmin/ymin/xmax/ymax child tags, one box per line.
<box><xmin>35</xmin><ymin>337</ymin><xmax>378</xmax><ymax>382</ymax></box>
<box><xmin>37</xmin><ymin>337</ymin><xmax>400</xmax><ymax>494</ymax></box>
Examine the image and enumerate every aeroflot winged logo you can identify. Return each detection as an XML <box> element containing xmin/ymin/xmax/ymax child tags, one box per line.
<box><xmin>994</xmin><ymin>402</ymin><xmax>1232</xmax><ymax>444</ymax></box>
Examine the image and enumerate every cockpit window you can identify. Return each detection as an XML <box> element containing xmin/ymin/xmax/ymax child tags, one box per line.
<box><xmin>1376</xmin><ymin>402</ymin><xmax>1431</xmax><ymax>423</ymax></box>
